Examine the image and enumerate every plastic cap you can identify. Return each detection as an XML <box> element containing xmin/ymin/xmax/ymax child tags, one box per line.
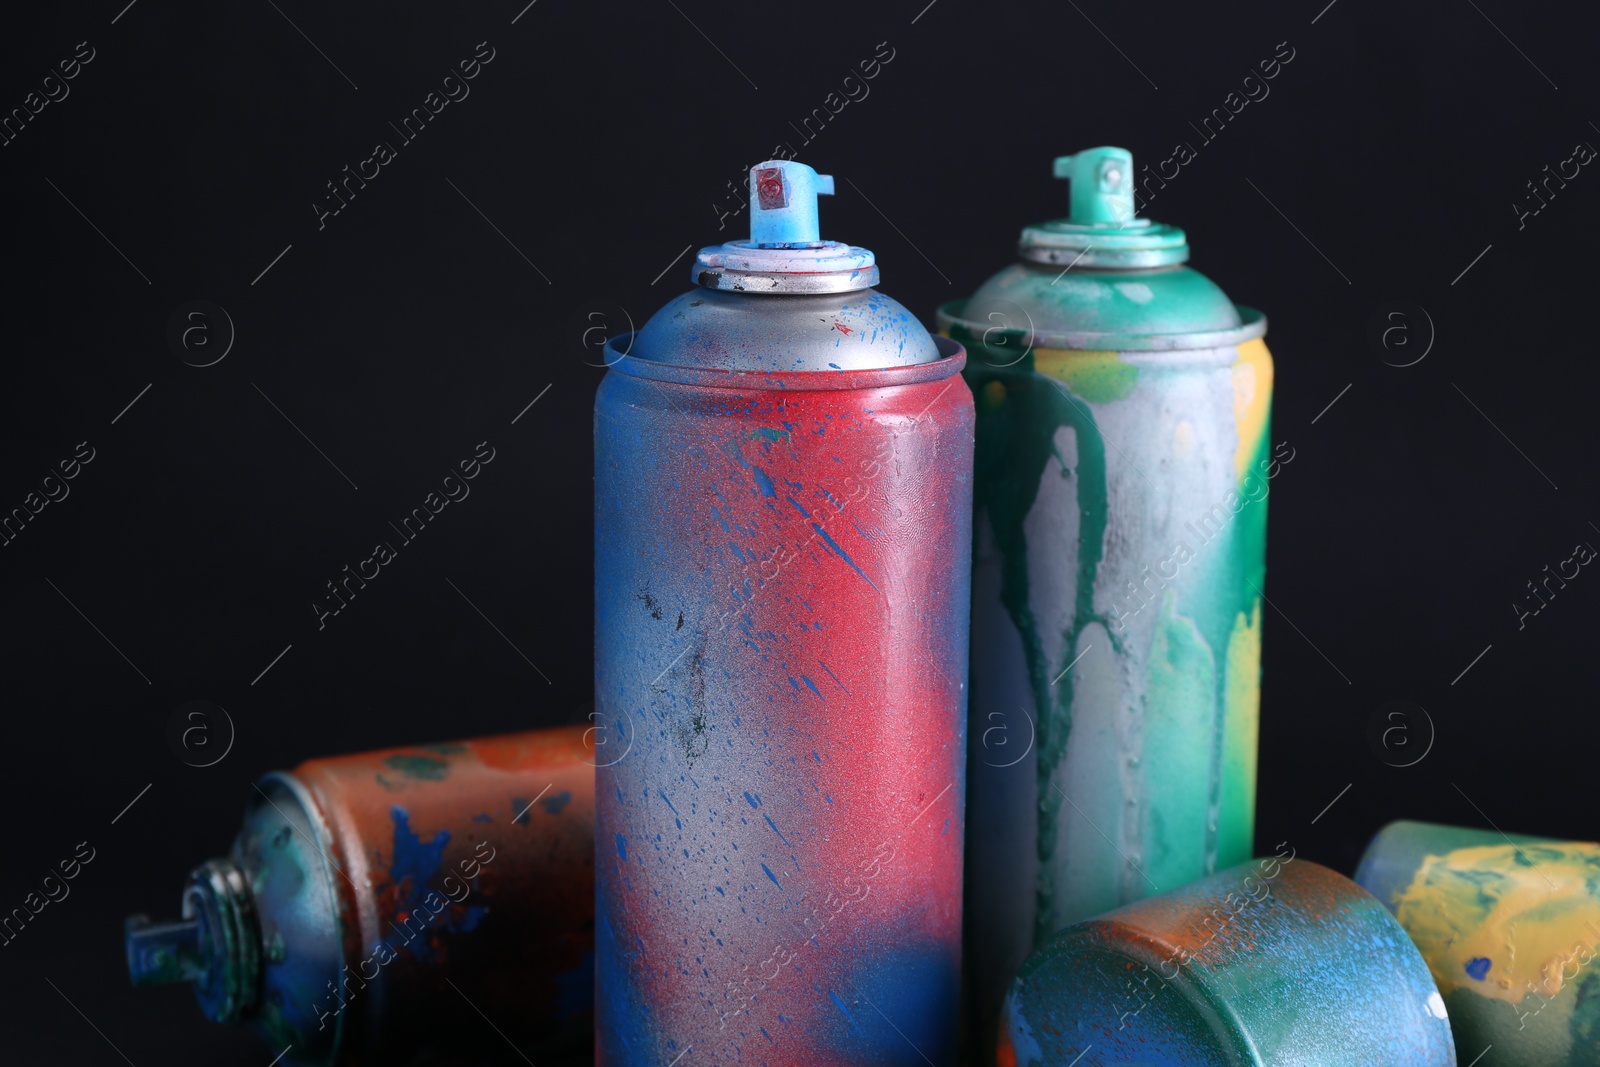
<box><xmin>1053</xmin><ymin>147</ymin><xmax>1136</xmax><ymax>225</ymax></box>
<box><xmin>692</xmin><ymin>159</ymin><xmax>875</xmax><ymax>292</ymax></box>
<box><xmin>749</xmin><ymin>160</ymin><xmax>835</xmax><ymax>246</ymax></box>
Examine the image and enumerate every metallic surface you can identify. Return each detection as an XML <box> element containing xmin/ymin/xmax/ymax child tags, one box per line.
<box><xmin>952</xmin><ymin>268</ymin><xmax>1256</xmax><ymax>347</ymax></box>
<box><xmin>693</xmin><ymin>160</ymin><xmax>876</xmax><ymax>293</ymax></box>
<box><xmin>594</xmin><ymin>331</ymin><xmax>974</xmax><ymax>1064</ymax></box>
<box><xmin>693</xmin><ymin>263</ymin><xmax>880</xmax><ymax>295</ymax></box>
<box><xmin>127</xmin><ymin>727</ymin><xmax>595</xmax><ymax>1067</ymax></box>
<box><xmin>999</xmin><ymin>857</ymin><xmax>1456</xmax><ymax>1066</ymax></box>
<box><xmin>625</xmin><ymin>287</ymin><xmax>940</xmax><ymax>372</ymax></box>
<box><xmin>1357</xmin><ymin>820</ymin><xmax>1600</xmax><ymax>1067</ymax></box>
<box><xmin>945</xmin><ymin>149</ymin><xmax>1274</xmax><ymax>1064</ymax></box>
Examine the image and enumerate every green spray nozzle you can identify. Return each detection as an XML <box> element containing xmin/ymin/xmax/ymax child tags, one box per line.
<box><xmin>1053</xmin><ymin>147</ymin><xmax>1136</xmax><ymax>225</ymax></box>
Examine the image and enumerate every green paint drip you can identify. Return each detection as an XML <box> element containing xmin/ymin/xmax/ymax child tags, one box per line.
<box><xmin>1142</xmin><ymin>594</ymin><xmax>1218</xmax><ymax>894</ymax></box>
<box><xmin>382</xmin><ymin>754</ymin><xmax>449</xmax><ymax>781</ymax></box>
<box><xmin>962</xmin><ymin>331</ymin><xmax>1115</xmax><ymax>946</ymax></box>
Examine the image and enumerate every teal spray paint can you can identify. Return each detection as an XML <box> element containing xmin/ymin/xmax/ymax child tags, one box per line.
<box><xmin>939</xmin><ymin>147</ymin><xmax>1279</xmax><ymax>1054</ymax></box>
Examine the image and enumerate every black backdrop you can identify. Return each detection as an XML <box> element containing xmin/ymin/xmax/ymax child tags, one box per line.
<box><xmin>2</xmin><ymin>0</ymin><xmax>1597</xmax><ymax>1062</ymax></box>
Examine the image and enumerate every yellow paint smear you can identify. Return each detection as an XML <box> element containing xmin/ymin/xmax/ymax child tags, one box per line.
<box><xmin>1032</xmin><ymin>348</ymin><xmax>1139</xmax><ymax>404</ymax></box>
<box><xmin>1231</xmin><ymin>339</ymin><xmax>1273</xmax><ymax>480</ymax></box>
<box><xmin>1395</xmin><ymin>841</ymin><xmax>1600</xmax><ymax>1005</ymax></box>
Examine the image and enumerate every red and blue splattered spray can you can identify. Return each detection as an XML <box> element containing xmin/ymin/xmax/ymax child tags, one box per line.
<box><xmin>939</xmin><ymin>148</ymin><xmax>1275</xmax><ymax>1054</ymax></box>
<box><xmin>125</xmin><ymin>727</ymin><xmax>594</xmax><ymax>1066</ymax></box>
<box><xmin>594</xmin><ymin>160</ymin><xmax>973</xmax><ymax>1066</ymax></box>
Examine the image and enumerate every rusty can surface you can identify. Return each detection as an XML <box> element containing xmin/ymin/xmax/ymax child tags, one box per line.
<box><xmin>126</xmin><ymin>726</ymin><xmax>595</xmax><ymax>1066</ymax></box>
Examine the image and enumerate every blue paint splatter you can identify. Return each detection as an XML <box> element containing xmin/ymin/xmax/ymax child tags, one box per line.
<box><xmin>828</xmin><ymin>990</ymin><xmax>862</xmax><ymax>1033</ymax></box>
<box><xmin>810</xmin><ymin>522</ymin><xmax>878</xmax><ymax>590</ymax></box>
<box><xmin>1466</xmin><ymin>957</ymin><xmax>1492</xmax><ymax>980</ymax></box>
<box><xmin>615</xmin><ymin>833</ymin><xmax>629</xmax><ymax>862</ymax></box>
<box><xmin>819</xmin><ymin>661</ymin><xmax>849</xmax><ymax>693</ymax></box>
<box><xmin>786</xmin><ymin>495</ymin><xmax>812</xmax><ymax>518</ymax></box>
<box><xmin>801</xmin><ymin>675</ymin><xmax>823</xmax><ymax>701</ymax></box>
<box><xmin>470</xmin><ymin>812</ymin><xmax>492</xmax><ymax>823</ymax></box>
<box><xmin>384</xmin><ymin>807</ymin><xmax>486</xmax><ymax>964</ymax></box>
<box><xmin>761</xmin><ymin>862</ymin><xmax>782</xmax><ymax>889</ymax></box>
<box><xmin>542</xmin><ymin>790</ymin><xmax>572</xmax><ymax>815</ymax></box>
<box><xmin>763</xmin><ymin>813</ymin><xmax>791</xmax><ymax>846</ymax></box>
<box><xmin>391</xmin><ymin>807</ymin><xmax>450</xmax><ymax>890</ymax></box>
<box><xmin>752</xmin><ymin>466</ymin><xmax>776</xmax><ymax>497</ymax></box>
<box><xmin>745</xmin><ymin>791</ymin><xmax>761</xmax><ymax>809</ymax></box>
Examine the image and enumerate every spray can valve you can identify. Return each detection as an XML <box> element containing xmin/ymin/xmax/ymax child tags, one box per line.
<box><xmin>126</xmin><ymin>915</ymin><xmax>206</xmax><ymax>986</ymax></box>
<box><xmin>1053</xmin><ymin>147</ymin><xmax>1137</xmax><ymax>225</ymax></box>
<box><xmin>693</xmin><ymin>159</ymin><xmax>876</xmax><ymax>292</ymax></box>
<box><xmin>748</xmin><ymin>161</ymin><xmax>835</xmax><ymax>246</ymax></box>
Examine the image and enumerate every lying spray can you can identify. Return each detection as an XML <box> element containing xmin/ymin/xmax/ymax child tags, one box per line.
<box><xmin>1000</xmin><ymin>854</ymin><xmax>1456</xmax><ymax>1067</ymax></box>
<box><xmin>594</xmin><ymin>160</ymin><xmax>973</xmax><ymax>1066</ymax></box>
<box><xmin>1357</xmin><ymin>820</ymin><xmax>1600</xmax><ymax>1067</ymax></box>
<box><xmin>126</xmin><ymin>727</ymin><xmax>595</xmax><ymax>1067</ymax></box>
<box><xmin>939</xmin><ymin>147</ymin><xmax>1276</xmax><ymax>1051</ymax></box>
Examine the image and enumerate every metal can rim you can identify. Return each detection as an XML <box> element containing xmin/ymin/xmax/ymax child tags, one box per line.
<box><xmin>937</xmin><ymin>300</ymin><xmax>1266</xmax><ymax>352</ymax></box>
<box><xmin>253</xmin><ymin>769</ymin><xmax>353</xmax><ymax>1061</ymax></box>
<box><xmin>602</xmin><ymin>334</ymin><xmax>966</xmax><ymax>390</ymax></box>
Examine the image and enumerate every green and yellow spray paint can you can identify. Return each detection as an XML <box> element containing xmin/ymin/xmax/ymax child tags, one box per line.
<box><xmin>1358</xmin><ymin>820</ymin><xmax>1600</xmax><ymax>1067</ymax></box>
<box><xmin>938</xmin><ymin>147</ymin><xmax>1277</xmax><ymax>1052</ymax></box>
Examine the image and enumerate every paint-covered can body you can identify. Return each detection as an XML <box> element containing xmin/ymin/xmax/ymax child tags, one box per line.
<box><xmin>940</xmin><ymin>148</ymin><xmax>1276</xmax><ymax>1053</ymax></box>
<box><xmin>1000</xmin><ymin>856</ymin><xmax>1456</xmax><ymax>1067</ymax></box>
<box><xmin>1357</xmin><ymin>820</ymin><xmax>1600</xmax><ymax>1067</ymax></box>
<box><xmin>125</xmin><ymin>727</ymin><xmax>595</xmax><ymax>1067</ymax></box>
<box><xmin>594</xmin><ymin>160</ymin><xmax>974</xmax><ymax>1066</ymax></box>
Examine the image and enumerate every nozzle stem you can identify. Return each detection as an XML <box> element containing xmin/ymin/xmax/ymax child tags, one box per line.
<box><xmin>126</xmin><ymin>915</ymin><xmax>206</xmax><ymax>986</ymax></box>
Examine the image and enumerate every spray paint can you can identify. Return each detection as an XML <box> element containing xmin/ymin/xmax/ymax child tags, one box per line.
<box><xmin>939</xmin><ymin>147</ymin><xmax>1276</xmax><ymax>1050</ymax></box>
<box><xmin>126</xmin><ymin>727</ymin><xmax>595</xmax><ymax>1066</ymax></box>
<box><xmin>1357</xmin><ymin>820</ymin><xmax>1600</xmax><ymax>1067</ymax></box>
<box><xmin>594</xmin><ymin>159</ymin><xmax>973</xmax><ymax>1066</ymax></box>
<box><xmin>999</xmin><ymin>855</ymin><xmax>1456</xmax><ymax>1067</ymax></box>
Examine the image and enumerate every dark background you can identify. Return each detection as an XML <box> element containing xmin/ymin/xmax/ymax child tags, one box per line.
<box><xmin>1</xmin><ymin>0</ymin><xmax>1596</xmax><ymax>1062</ymax></box>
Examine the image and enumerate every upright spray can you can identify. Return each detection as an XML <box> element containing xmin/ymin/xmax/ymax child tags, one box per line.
<box><xmin>1357</xmin><ymin>820</ymin><xmax>1600</xmax><ymax>1067</ymax></box>
<box><xmin>594</xmin><ymin>160</ymin><xmax>973</xmax><ymax>1066</ymax></box>
<box><xmin>939</xmin><ymin>147</ymin><xmax>1277</xmax><ymax>1050</ymax></box>
<box><xmin>126</xmin><ymin>727</ymin><xmax>595</xmax><ymax>1066</ymax></box>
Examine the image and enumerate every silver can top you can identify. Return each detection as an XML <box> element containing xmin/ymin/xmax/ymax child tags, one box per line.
<box><xmin>619</xmin><ymin>159</ymin><xmax>942</xmax><ymax>372</ymax></box>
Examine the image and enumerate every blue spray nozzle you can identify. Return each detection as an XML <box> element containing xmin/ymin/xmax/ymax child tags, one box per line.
<box><xmin>693</xmin><ymin>158</ymin><xmax>875</xmax><ymax>291</ymax></box>
<box><xmin>748</xmin><ymin>160</ymin><xmax>835</xmax><ymax>246</ymax></box>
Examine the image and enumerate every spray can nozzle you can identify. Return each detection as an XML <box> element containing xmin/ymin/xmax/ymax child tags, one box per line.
<box><xmin>693</xmin><ymin>159</ymin><xmax>877</xmax><ymax>292</ymax></box>
<box><xmin>125</xmin><ymin>859</ymin><xmax>261</xmax><ymax>1024</ymax></box>
<box><xmin>1015</xmin><ymin>146</ymin><xmax>1186</xmax><ymax>268</ymax></box>
<box><xmin>749</xmin><ymin>161</ymin><xmax>835</xmax><ymax>247</ymax></box>
<box><xmin>1053</xmin><ymin>147</ymin><xmax>1137</xmax><ymax>226</ymax></box>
